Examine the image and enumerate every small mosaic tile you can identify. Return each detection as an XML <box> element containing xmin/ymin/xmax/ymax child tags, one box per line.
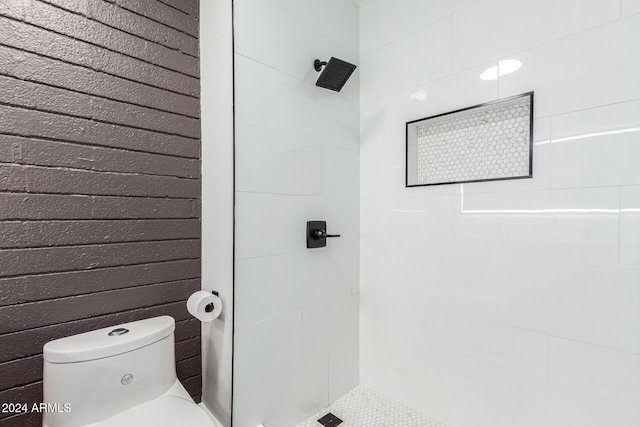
<box><xmin>296</xmin><ymin>386</ymin><xmax>448</xmax><ymax>427</ymax></box>
<box><xmin>407</xmin><ymin>93</ymin><xmax>532</xmax><ymax>186</ymax></box>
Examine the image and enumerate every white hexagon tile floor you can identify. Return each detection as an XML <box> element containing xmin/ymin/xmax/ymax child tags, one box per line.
<box><xmin>296</xmin><ymin>386</ymin><xmax>448</xmax><ymax>427</ymax></box>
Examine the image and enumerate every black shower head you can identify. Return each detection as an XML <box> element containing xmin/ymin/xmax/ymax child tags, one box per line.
<box><xmin>314</xmin><ymin>57</ymin><xmax>356</xmax><ymax>92</ymax></box>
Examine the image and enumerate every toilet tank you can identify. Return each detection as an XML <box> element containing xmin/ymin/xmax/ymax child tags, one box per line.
<box><xmin>43</xmin><ymin>316</ymin><xmax>177</xmax><ymax>427</ymax></box>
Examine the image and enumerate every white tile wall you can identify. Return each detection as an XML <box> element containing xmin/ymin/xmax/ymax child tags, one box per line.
<box><xmin>305</xmin><ymin>0</ymin><xmax>360</xmax><ymax>55</ymax></box>
<box><xmin>451</xmin><ymin>0</ymin><xmax>619</xmax><ymax>73</ymax></box>
<box><xmin>359</xmin><ymin>0</ymin><xmax>415</xmax><ymax>55</ymax></box>
<box><xmin>233</xmin><ymin>357</ymin><xmax>329</xmax><ymax>427</ymax></box>
<box><xmin>234</xmin><ymin>1</ymin><xmax>360</xmax><ymax>426</ymax></box>
<box><xmin>234</xmin><ymin>311</ymin><xmax>303</xmax><ymax>394</ymax></box>
<box><xmin>549</xmin><ymin>101</ymin><xmax>640</xmax><ymax>189</ymax></box>
<box><xmin>498</xmin><ymin>14</ymin><xmax>640</xmax><ymax>118</ymax></box>
<box><xmin>360</xmin><ymin>17</ymin><xmax>452</xmax><ymax>103</ymax></box>
<box><xmin>622</xmin><ymin>0</ymin><xmax>640</xmax><ymax>17</ymax></box>
<box><xmin>621</xmin><ymin>186</ymin><xmax>640</xmax><ymax>269</ymax></box>
<box><xmin>234</xmin><ymin>257</ymin><xmax>274</xmax><ymax>328</ymax></box>
<box><xmin>360</xmin><ymin>1</ymin><xmax>640</xmax><ymax>426</ymax></box>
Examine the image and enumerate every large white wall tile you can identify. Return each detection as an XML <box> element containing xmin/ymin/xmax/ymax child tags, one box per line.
<box><xmin>305</xmin><ymin>0</ymin><xmax>359</xmax><ymax>55</ymax></box>
<box><xmin>233</xmin><ymin>357</ymin><xmax>329</xmax><ymax>427</ymax></box>
<box><xmin>360</xmin><ymin>99</ymin><xmax>386</xmax><ymax>151</ymax></box>
<box><xmin>359</xmin><ymin>147</ymin><xmax>388</xmax><ymax>199</ymax></box>
<box><xmin>451</xmin><ymin>378</ymin><xmax>549</xmax><ymax>427</ymax></box>
<box><xmin>414</xmin><ymin>309</ymin><xmax>548</xmax><ymax>379</ymax></box>
<box><xmin>549</xmin><ymin>101</ymin><xmax>640</xmax><ymax>189</ymax></box>
<box><xmin>323</xmin><ymin>145</ymin><xmax>360</xmax><ymax>199</ymax></box>
<box><xmin>236</xmin><ymin>126</ymin><xmax>323</xmax><ymax>195</ymax></box>
<box><xmin>235</xmin><ymin>257</ymin><xmax>274</xmax><ymax>328</ymax></box>
<box><xmin>499</xmin><ymin>15</ymin><xmax>640</xmax><ymax>118</ymax></box>
<box><xmin>547</xmin><ymin>382</ymin><xmax>640</xmax><ymax>427</ymax></box>
<box><xmin>381</xmin><ymin>64</ymin><xmax>498</xmax><ymax>149</ymax></box>
<box><xmin>415</xmin><ymin>0</ymin><xmax>478</xmax><ymax>29</ymax></box>
<box><xmin>622</xmin><ymin>0</ymin><xmax>640</xmax><ymax>16</ymax></box>
<box><xmin>359</xmin><ymin>0</ymin><xmax>415</xmax><ymax>55</ymax></box>
<box><xmin>328</xmin><ymin>340</ymin><xmax>359</xmax><ymax>403</ymax></box>
<box><xmin>360</xmin><ymin>293</ymin><xmax>414</xmax><ymax>366</ymax></box>
<box><xmin>235</xmin><ymin>0</ymin><xmax>357</xmax><ymax>84</ymax></box>
<box><xmin>265</xmin><ymin>0</ymin><xmax>304</xmax><ymax>20</ymax></box>
<box><xmin>419</xmin><ymin>253</ymin><xmax>498</xmax><ymax>320</ymax></box>
<box><xmin>235</xmin><ymin>125</ymin><xmax>276</xmax><ymax>193</ymax></box>
<box><xmin>550</xmin><ymin>338</ymin><xmax>640</xmax><ymax>405</ymax></box>
<box><xmin>273</xmin><ymin>247</ymin><xmax>357</xmax><ymax>315</ymax></box>
<box><xmin>274</xmin><ymin>143</ymin><xmax>323</xmax><ymax>195</ymax></box>
<box><xmin>452</xmin><ymin>0</ymin><xmax>619</xmax><ymax>72</ymax></box>
<box><xmin>234</xmin><ymin>54</ymin><xmax>274</xmax><ymax>130</ymax></box>
<box><xmin>359</xmin><ymin>245</ymin><xmax>384</xmax><ymax>294</ymax></box>
<box><xmin>361</xmin><ymin>18</ymin><xmax>452</xmax><ymax>102</ymax></box>
<box><xmin>452</xmin><ymin>187</ymin><xmax>619</xmax><ymax>266</ymax></box>
<box><xmin>413</xmin><ymin>310</ymin><xmax>549</xmax><ymax>406</ymax></box>
<box><xmin>236</xmin><ymin>193</ymin><xmax>327</xmax><ymax>259</ymax></box>
<box><xmin>273</xmin><ymin>73</ymin><xmax>357</xmax><ymax>150</ymax></box>
<box><xmin>497</xmin><ymin>260</ymin><xmax>640</xmax><ymax>354</ymax></box>
<box><xmin>621</xmin><ymin>186</ymin><xmax>640</xmax><ymax>269</ymax></box>
<box><xmin>303</xmin><ymin>295</ymin><xmax>359</xmax><ymax>359</ymax></box>
<box><xmin>234</xmin><ymin>312</ymin><xmax>303</xmax><ymax>394</ymax></box>
<box><xmin>398</xmin><ymin>195</ymin><xmax>452</xmax><ymax>250</ymax></box>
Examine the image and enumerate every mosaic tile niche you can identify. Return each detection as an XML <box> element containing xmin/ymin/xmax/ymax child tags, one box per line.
<box><xmin>406</xmin><ymin>93</ymin><xmax>533</xmax><ymax>186</ymax></box>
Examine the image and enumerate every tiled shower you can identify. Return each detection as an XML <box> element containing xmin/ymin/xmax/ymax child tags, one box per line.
<box><xmin>230</xmin><ymin>0</ymin><xmax>640</xmax><ymax>426</ymax></box>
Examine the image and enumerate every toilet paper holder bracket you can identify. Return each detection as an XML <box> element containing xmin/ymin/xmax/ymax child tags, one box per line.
<box><xmin>205</xmin><ymin>290</ymin><xmax>219</xmax><ymax>313</ymax></box>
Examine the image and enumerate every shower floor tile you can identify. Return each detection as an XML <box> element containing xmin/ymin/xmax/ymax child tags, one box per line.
<box><xmin>296</xmin><ymin>386</ymin><xmax>448</xmax><ymax>427</ymax></box>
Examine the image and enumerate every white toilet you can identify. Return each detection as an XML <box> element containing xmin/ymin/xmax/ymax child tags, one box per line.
<box><xmin>42</xmin><ymin>316</ymin><xmax>213</xmax><ymax>427</ymax></box>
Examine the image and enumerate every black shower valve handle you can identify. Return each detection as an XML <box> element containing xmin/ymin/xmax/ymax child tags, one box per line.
<box><xmin>313</xmin><ymin>229</ymin><xmax>341</xmax><ymax>239</ymax></box>
<box><xmin>306</xmin><ymin>220</ymin><xmax>339</xmax><ymax>248</ymax></box>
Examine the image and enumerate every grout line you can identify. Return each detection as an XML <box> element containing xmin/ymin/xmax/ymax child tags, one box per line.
<box><xmin>111</xmin><ymin>0</ymin><xmax>199</xmax><ymax>40</ymax></box>
<box><xmin>0</xmin><ymin>131</ymin><xmax>200</xmax><ymax>160</ymax></box>
<box><xmin>0</xmin><ymin>275</ymin><xmax>201</xmax><ymax>309</ymax></box>
<box><xmin>0</xmin><ymin>237</ymin><xmax>202</xmax><ymax>252</ymax></box>
<box><xmin>156</xmin><ymin>0</ymin><xmax>194</xmax><ymax>17</ymax></box>
<box><xmin>0</xmin><ymin>100</ymin><xmax>200</xmax><ymax>141</ymax></box>
<box><xmin>0</xmin><ymin>17</ymin><xmax>199</xmax><ymax>83</ymax></box>
<box><xmin>0</xmin><ymin>66</ymin><xmax>199</xmax><ymax>118</ymax></box>
<box><xmin>0</xmin><ymin>189</ymin><xmax>199</xmax><ymax>200</ymax></box>
<box><xmin>0</xmin><ymin>255</ymin><xmax>201</xmax><ymax>280</ymax></box>
<box><xmin>34</xmin><ymin>0</ymin><xmax>199</xmax><ymax>51</ymax></box>
<box><xmin>360</xmin><ymin>15</ymin><xmax>628</xmax><ymax>106</ymax></box>
<box><xmin>0</xmin><ymin>70</ymin><xmax>199</xmax><ymax>119</ymax></box>
<box><xmin>37</xmin><ymin>0</ymin><xmax>199</xmax><ymax>57</ymax></box>
<box><xmin>0</xmin><ymin>160</ymin><xmax>200</xmax><ymax>181</ymax></box>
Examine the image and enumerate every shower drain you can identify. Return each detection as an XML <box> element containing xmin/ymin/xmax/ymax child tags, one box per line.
<box><xmin>317</xmin><ymin>412</ymin><xmax>343</xmax><ymax>426</ymax></box>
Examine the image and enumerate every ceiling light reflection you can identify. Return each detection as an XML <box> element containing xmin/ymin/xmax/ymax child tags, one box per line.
<box><xmin>410</xmin><ymin>91</ymin><xmax>428</xmax><ymax>102</ymax></box>
<box><xmin>534</xmin><ymin>127</ymin><xmax>640</xmax><ymax>146</ymax></box>
<box><xmin>480</xmin><ymin>59</ymin><xmax>522</xmax><ymax>81</ymax></box>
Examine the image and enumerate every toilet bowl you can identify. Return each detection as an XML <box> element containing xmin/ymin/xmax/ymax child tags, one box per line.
<box><xmin>42</xmin><ymin>316</ymin><xmax>213</xmax><ymax>427</ymax></box>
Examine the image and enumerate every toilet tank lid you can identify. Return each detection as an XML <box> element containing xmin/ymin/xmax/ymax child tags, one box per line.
<box><xmin>44</xmin><ymin>316</ymin><xmax>175</xmax><ymax>363</ymax></box>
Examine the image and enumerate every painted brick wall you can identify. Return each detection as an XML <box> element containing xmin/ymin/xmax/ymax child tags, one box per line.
<box><xmin>0</xmin><ymin>1</ymin><xmax>201</xmax><ymax>425</ymax></box>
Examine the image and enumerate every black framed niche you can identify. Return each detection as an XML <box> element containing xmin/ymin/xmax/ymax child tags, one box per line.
<box><xmin>406</xmin><ymin>92</ymin><xmax>534</xmax><ymax>187</ymax></box>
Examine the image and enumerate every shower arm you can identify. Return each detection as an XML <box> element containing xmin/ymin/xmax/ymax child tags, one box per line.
<box><xmin>314</xmin><ymin>59</ymin><xmax>327</xmax><ymax>72</ymax></box>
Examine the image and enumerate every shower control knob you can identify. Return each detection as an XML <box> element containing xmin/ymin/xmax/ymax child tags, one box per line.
<box><xmin>306</xmin><ymin>220</ymin><xmax>340</xmax><ymax>248</ymax></box>
<box><xmin>313</xmin><ymin>229</ymin><xmax>340</xmax><ymax>239</ymax></box>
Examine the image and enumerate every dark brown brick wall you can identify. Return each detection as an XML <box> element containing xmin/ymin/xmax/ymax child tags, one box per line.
<box><xmin>0</xmin><ymin>0</ymin><xmax>201</xmax><ymax>424</ymax></box>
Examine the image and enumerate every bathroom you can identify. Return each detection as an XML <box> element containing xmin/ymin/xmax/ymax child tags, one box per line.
<box><xmin>0</xmin><ymin>0</ymin><xmax>639</xmax><ymax>426</ymax></box>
